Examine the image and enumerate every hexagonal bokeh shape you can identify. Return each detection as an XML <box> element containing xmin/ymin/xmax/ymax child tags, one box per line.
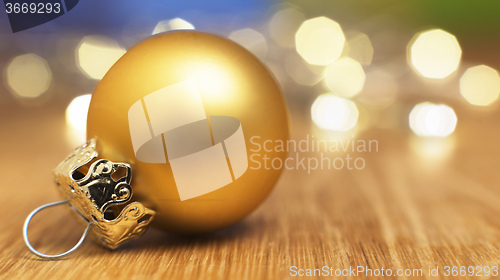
<box><xmin>311</xmin><ymin>94</ymin><xmax>359</xmax><ymax>132</ymax></box>
<box><xmin>324</xmin><ymin>57</ymin><xmax>365</xmax><ymax>98</ymax></box>
<box><xmin>6</xmin><ymin>54</ymin><xmax>52</xmax><ymax>98</ymax></box>
<box><xmin>295</xmin><ymin>17</ymin><xmax>346</xmax><ymax>65</ymax></box>
<box><xmin>409</xmin><ymin>29</ymin><xmax>461</xmax><ymax>79</ymax></box>
<box><xmin>409</xmin><ymin>102</ymin><xmax>457</xmax><ymax>137</ymax></box>
<box><xmin>460</xmin><ymin>65</ymin><xmax>500</xmax><ymax>106</ymax></box>
<box><xmin>77</xmin><ymin>35</ymin><xmax>126</xmax><ymax>80</ymax></box>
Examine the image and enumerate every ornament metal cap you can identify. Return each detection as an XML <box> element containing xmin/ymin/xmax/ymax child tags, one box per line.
<box><xmin>23</xmin><ymin>138</ymin><xmax>156</xmax><ymax>259</ymax></box>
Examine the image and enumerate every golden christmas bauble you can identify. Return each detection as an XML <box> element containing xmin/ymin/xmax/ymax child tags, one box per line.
<box><xmin>87</xmin><ymin>31</ymin><xmax>289</xmax><ymax>234</ymax></box>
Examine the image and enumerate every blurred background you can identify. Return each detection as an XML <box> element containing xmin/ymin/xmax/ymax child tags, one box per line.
<box><xmin>3</xmin><ymin>2</ymin><xmax>500</xmax><ymax>275</ymax></box>
<box><xmin>1</xmin><ymin>0</ymin><xmax>500</xmax><ymax>162</ymax></box>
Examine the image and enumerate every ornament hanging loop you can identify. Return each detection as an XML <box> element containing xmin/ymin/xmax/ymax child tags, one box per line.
<box><xmin>23</xmin><ymin>200</ymin><xmax>90</xmax><ymax>260</ymax></box>
<box><xmin>23</xmin><ymin>139</ymin><xmax>155</xmax><ymax>259</ymax></box>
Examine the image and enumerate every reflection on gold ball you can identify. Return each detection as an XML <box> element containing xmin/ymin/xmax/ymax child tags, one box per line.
<box><xmin>87</xmin><ymin>31</ymin><xmax>289</xmax><ymax>234</ymax></box>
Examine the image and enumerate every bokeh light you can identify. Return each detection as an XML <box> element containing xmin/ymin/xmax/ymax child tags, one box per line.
<box><xmin>152</xmin><ymin>18</ymin><xmax>195</xmax><ymax>35</ymax></box>
<box><xmin>409</xmin><ymin>29</ymin><xmax>461</xmax><ymax>79</ymax></box>
<box><xmin>77</xmin><ymin>35</ymin><xmax>126</xmax><ymax>80</ymax></box>
<box><xmin>228</xmin><ymin>28</ymin><xmax>268</xmax><ymax>59</ymax></box>
<box><xmin>269</xmin><ymin>7</ymin><xmax>305</xmax><ymax>48</ymax></box>
<box><xmin>295</xmin><ymin>17</ymin><xmax>346</xmax><ymax>65</ymax></box>
<box><xmin>460</xmin><ymin>65</ymin><xmax>500</xmax><ymax>106</ymax></box>
<box><xmin>409</xmin><ymin>102</ymin><xmax>457</xmax><ymax>137</ymax></box>
<box><xmin>66</xmin><ymin>94</ymin><xmax>92</xmax><ymax>131</ymax></box>
<box><xmin>66</xmin><ymin>94</ymin><xmax>92</xmax><ymax>143</ymax></box>
<box><xmin>311</xmin><ymin>94</ymin><xmax>359</xmax><ymax>132</ymax></box>
<box><xmin>344</xmin><ymin>31</ymin><xmax>374</xmax><ymax>65</ymax></box>
<box><xmin>324</xmin><ymin>57</ymin><xmax>365</xmax><ymax>98</ymax></box>
<box><xmin>6</xmin><ymin>54</ymin><xmax>52</xmax><ymax>98</ymax></box>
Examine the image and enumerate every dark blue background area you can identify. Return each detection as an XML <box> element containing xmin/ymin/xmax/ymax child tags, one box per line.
<box><xmin>1</xmin><ymin>0</ymin><xmax>274</xmax><ymax>34</ymax></box>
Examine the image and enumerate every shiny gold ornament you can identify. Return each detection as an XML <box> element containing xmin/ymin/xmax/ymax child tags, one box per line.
<box><xmin>87</xmin><ymin>31</ymin><xmax>289</xmax><ymax>234</ymax></box>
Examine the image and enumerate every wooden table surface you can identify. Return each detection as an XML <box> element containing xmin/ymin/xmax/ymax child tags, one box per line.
<box><xmin>1</xmin><ymin>100</ymin><xmax>500</xmax><ymax>280</ymax></box>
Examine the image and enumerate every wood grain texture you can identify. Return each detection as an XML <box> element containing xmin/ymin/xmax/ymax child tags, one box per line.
<box><xmin>1</xmin><ymin>101</ymin><xmax>500</xmax><ymax>280</ymax></box>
